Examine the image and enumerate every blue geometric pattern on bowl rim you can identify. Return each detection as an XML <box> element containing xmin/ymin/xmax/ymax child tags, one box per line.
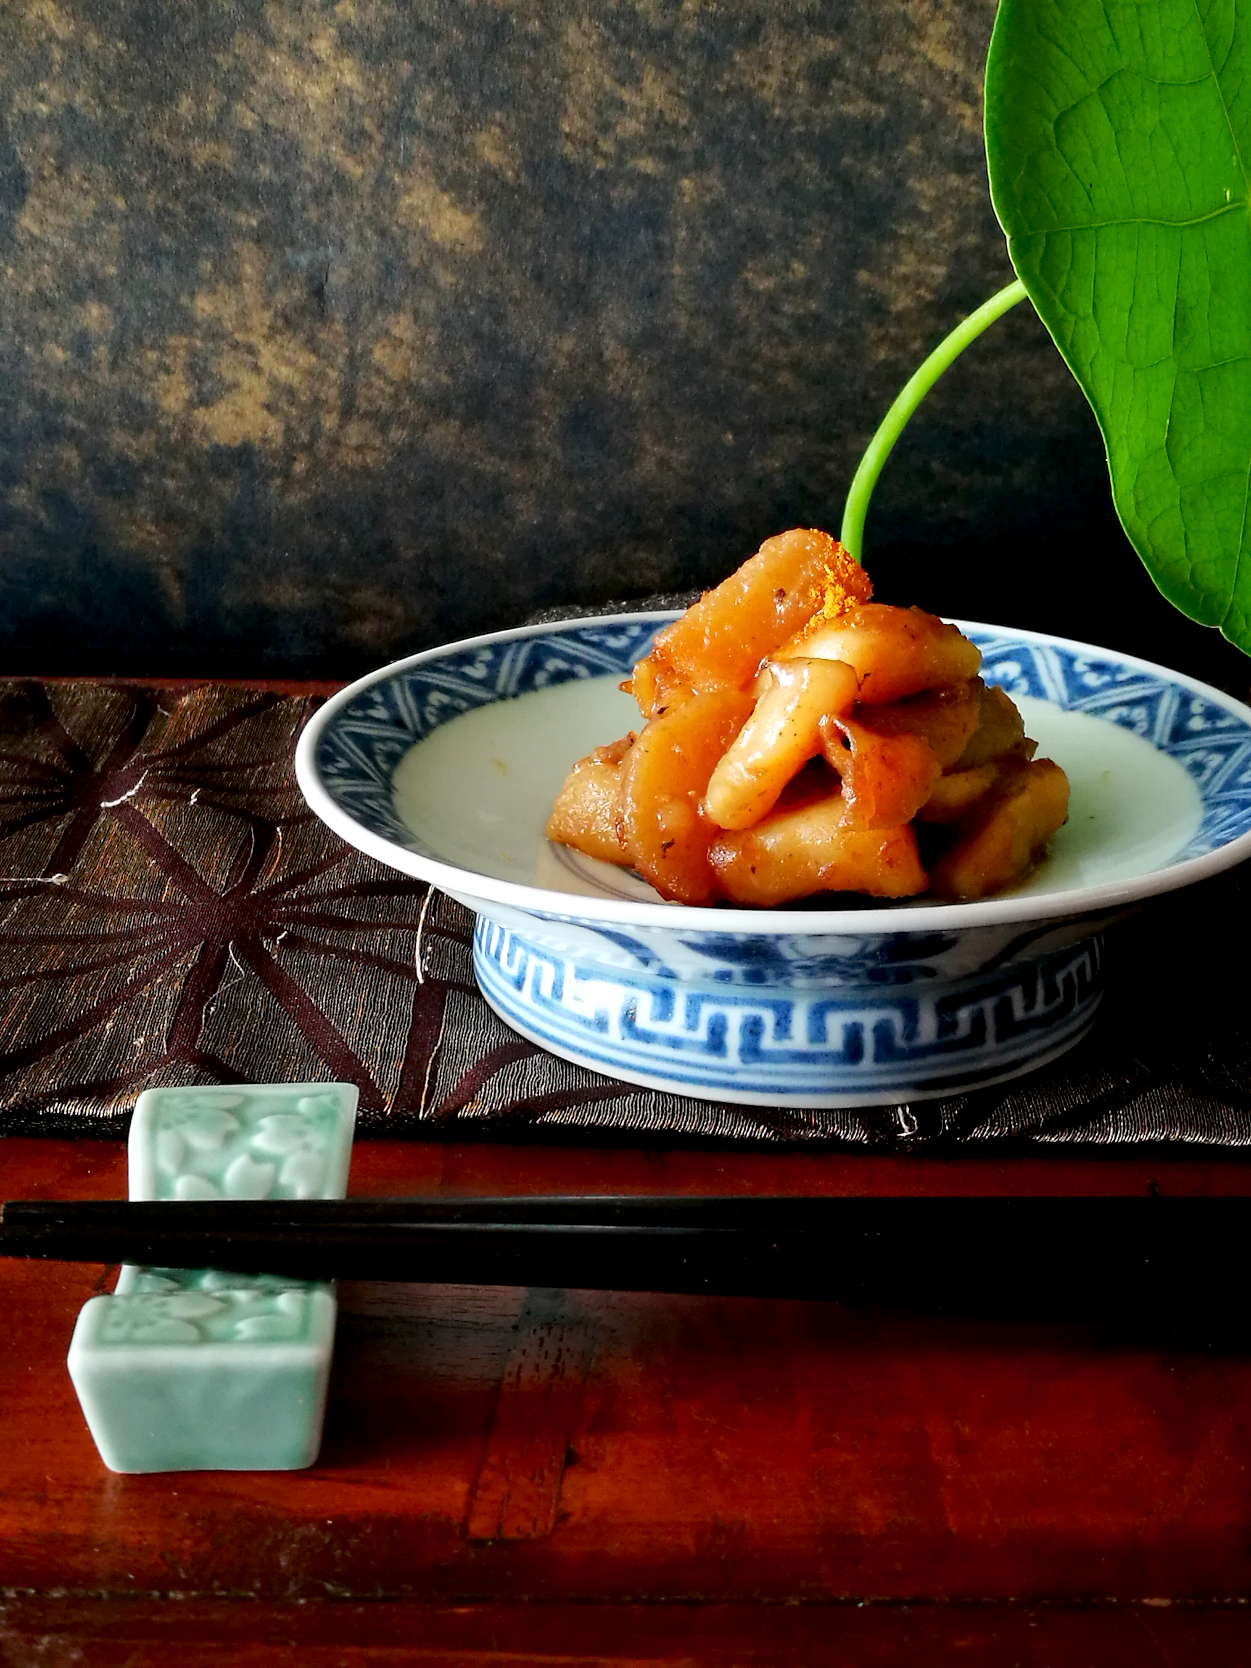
<box><xmin>975</xmin><ymin>632</ymin><xmax>1251</xmax><ymax>859</ymax></box>
<box><xmin>312</xmin><ymin>619</ymin><xmax>662</xmax><ymax>855</ymax></box>
<box><xmin>310</xmin><ymin>615</ymin><xmax>1251</xmax><ymax>867</ymax></box>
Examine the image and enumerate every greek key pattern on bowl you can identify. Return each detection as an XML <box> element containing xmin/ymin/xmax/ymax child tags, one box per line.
<box><xmin>473</xmin><ymin>917</ymin><xmax>1104</xmax><ymax>1101</ymax></box>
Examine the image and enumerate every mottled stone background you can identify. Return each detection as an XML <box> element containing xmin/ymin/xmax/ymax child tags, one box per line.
<box><xmin>1</xmin><ymin>0</ymin><xmax>1246</xmax><ymax>687</ymax></box>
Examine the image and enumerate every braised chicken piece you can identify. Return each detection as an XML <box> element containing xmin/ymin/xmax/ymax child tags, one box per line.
<box><xmin>546</xmin><ymin>529</ymin><xmax>1069</xmax><ymax>905</ymax></box>
<box><xmin>545</xmin><ymin>734</ymin><xmax>636</xmax><ymax>865</ymax></box>
<box><xmin>623</xmin><ymin>528</ymin><xmax>870</xmax><ymax>718</ymax></box>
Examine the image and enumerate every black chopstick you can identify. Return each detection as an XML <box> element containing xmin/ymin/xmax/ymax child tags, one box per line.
<box><xmin>4</xmin><ymin>1196</ymin><xmax>1251</xmax><ymax>1316</ymax></box>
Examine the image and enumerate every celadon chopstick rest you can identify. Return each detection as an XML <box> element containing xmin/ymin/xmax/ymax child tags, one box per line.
<box><xmin>125</xmin><ymin>1083</ymin><xmax>358</xmax><ymax>1204</ymax></box>
<box><xmin>67</xmin><ymin>1082</ymin><xmax>358</xmax><ymax>1473</ymax></box>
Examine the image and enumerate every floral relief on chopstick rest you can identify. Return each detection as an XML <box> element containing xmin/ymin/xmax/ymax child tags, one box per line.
<box><xmin>94</xmin><ymin>1286</ymin><xmax>322</xmax><ymax>1347</ymax></box>
<box><xmin>114</xmin><ymin>1265</ymin><xmax>324</xmax><ymax>1297</ymax></box>
<box><xmin>128</xmin><ymin>1081</ymin><xmax>358</xmax><ymax>1202</ymax></box>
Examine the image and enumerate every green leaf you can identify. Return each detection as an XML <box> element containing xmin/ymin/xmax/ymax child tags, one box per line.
<box><xmin>985</xmin><ymin>0</ymin><xmax>1251</xmax><ymax>650</ymax></box>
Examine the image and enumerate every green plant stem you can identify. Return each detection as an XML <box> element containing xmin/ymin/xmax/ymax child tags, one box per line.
<box><xmin>839</xmin><ymin>278</ymin><xmax>1029</xmax><ymax>563</ymax></box>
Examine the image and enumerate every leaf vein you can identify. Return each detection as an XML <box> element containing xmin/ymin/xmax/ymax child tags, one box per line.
<box><xmin>1032</xmin><ymin>203</ymin><xmax>1247</xmax><ymax>235</ymax></box>
<box><xmin>1194</xmin><ymin>0</ymin><xmax>1251</xmax><ymax>197</ymax></box>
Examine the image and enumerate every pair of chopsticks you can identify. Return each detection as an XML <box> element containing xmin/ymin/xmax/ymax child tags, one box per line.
<box><xmin>3</xmin><ymin>1195</ymin><xmax>1250</xmax><ymax>1315</ymax></box>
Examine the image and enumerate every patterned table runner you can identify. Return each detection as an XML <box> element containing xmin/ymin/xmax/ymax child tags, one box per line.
<box><xmin>0</xmin><ymin>679</ymin><xmax>1247</xmax><ymax>1147</ymax></box>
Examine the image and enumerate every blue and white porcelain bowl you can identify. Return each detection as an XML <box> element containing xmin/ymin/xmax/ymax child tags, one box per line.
<box><xmin>296</xmin><ymin>614</ymin><xmax>1251</xmax><ymax>1107</ymax></box>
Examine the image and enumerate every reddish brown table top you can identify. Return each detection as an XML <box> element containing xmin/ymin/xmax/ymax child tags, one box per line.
<box><xmin>7</xmin><ymin>1135</ymin><xmax>1251</xmax><ymax>1663</ymax></box>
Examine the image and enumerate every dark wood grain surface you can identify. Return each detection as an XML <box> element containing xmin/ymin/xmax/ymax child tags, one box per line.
<box><xmin>7</xmin><ymin>1136</ymin><xmax>1251</xmax><ymax>1662</ymax></box>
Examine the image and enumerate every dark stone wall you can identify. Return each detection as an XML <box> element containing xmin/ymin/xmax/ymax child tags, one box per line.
<box><xmin>1</xmin><ymin>0</ymin><xmax>1245</xmax><ymax>685</ymax></box>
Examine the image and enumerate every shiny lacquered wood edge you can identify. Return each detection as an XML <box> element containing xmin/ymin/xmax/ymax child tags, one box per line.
<box><xmin>11</xmin><ymin>1136</ymin><xmax>1251</xmax><ymax>1200</ymax></box>
<box><xmin>4</xmin><ymin>1595</ymin><xmax>1251</xmax><ymax>1665</ymax></box>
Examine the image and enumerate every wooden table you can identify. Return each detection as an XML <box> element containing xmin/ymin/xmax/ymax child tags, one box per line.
<box><xmin>6</xmin><ymin>1135</ymin><xmax>1251</xmax><ymax>1664</ymax></box>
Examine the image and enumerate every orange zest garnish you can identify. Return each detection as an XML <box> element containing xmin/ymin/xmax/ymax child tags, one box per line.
<box><xmin>801</xmin><ymin>538</ymin><xmax>872</xmax><ymax>636</ymax></box>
